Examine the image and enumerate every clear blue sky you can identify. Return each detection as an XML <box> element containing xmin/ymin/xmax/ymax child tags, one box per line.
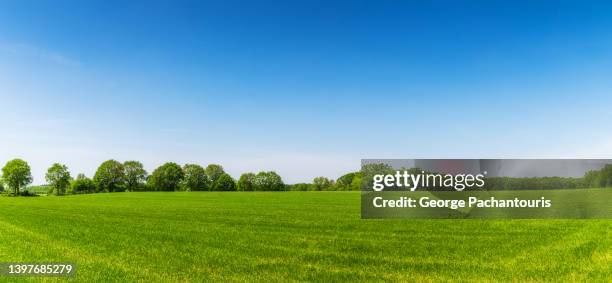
<box><xmin>1</xmin><ymin>0</ymin><xmax>612</xmax><ymax>184</ymax></box>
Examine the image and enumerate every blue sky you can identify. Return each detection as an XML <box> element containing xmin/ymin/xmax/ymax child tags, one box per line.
<box><xmin>1</xmin><ymin>1</ymin><xmax>612</xmax><ymax>184</ymax></box>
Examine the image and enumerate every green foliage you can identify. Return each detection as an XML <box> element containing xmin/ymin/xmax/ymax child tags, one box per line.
<box><xmin>23</xmin><ymin>185</ymin><xmax>52</xmax><ymax>195</ymax></box>
<box><xmin>1</xmin><ymin>159</ymin><xmax>33</xmax><ymax>195</ymax></box>
<box><xmin>600</xmin><ymin>164</ymin><xmax>612</xmax><ymax>187</ymax></box>
<box><xmin>483</xmin><ymin>164</ymin><xmax>612</xmax><ymax>190</ymax></box>
<box><xmin>149</xmin><ymin>162</ymin><xmax>184</xmax><ymax>191</ymax></box>
<box><xmin>94</xmin><ymin>160</ymin><xmax>126</xmax><ymax>192</ymax></box>
<box><xmin>205</xmin><ymin>164</ymin><xmax>225</xmax><ymax>183</ymax></box>
<box><xmin>357</xmin><ymin>164</ymin><xmax>612</xmax><ymax>191</ymax></box>
<box><xmin>288</xmin><ymin>183</ymin><xmax>311</xmax><ymax>191</ymax></box>
<box><xmin>181</xmin><ymin>164</ymin><xmax>209</xmax><ymax>191</ymax></box>
<box><xmin>123</xmin><ymin>161</ymin><xmax>148</xmax><ymax>191</ymax></box>
<box><xmin>253</xmin><ymin>171</ymin><xmax>285</xmax><ymax>191</ymax></box>
<box><xmin>360</xmin><ymin>163</ymin><xmax>394</xmax><ymax>190</ymax></box>
<box><xmin>335</xmin><ymin>172</ymin><xmax>355</xmax><ymax>189</ymax></box>
<box><xmin>45</xmin><ymin>163</ymin><xmax>72</xmax><ymax>195</ymax></box>
<box><xmin>6</xmin><ymin>159</ymin><xmax>612</xmax><ymax>196</ymax></box>
<box><xmin>349</xmin><ymin>173</ymin><xmax>362</xmax><ymax>191</ymax></box>
<box><xmin>237</xmin><ymin>173</ymin><xmax>256</xmax><ymax>191</ymax></box>
<box><xmin>212</xmin><ymin>173</ymin><xmax>236</xmax><ymax>191</ymax></box>
<box><xmin>584</xmin><ymin>170</ymin><xmax>601</xmax><ymax>188</ymax></box>
<box><xmin>335</xmin><ymin>172</ymin><xmax>362</xmax><ymax>191</ymax></box>
<box><xmin>312</xmin><ymin>176</ymin><xmax>334</xmax><ymax>191</ymax></box>
<box><xmin>71</xmin><ymin>174</ymin><xmax>96</xmax><ymax>194</ymax></box>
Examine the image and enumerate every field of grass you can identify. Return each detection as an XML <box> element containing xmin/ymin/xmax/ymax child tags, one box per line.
<box><xmin>0</xmin><ymin>192</ymin><xmax>610</xmax><ymax>282</ymax></box>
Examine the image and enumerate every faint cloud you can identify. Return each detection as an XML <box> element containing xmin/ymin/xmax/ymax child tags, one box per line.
<box><xmin>0</xmin><ymin>42</ymin><xmax>81</xmax><ymax>67</ymax></box>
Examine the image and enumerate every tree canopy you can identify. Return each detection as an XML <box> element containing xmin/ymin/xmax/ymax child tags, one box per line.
<box><xmin>94</xmin><ymin>160</ymin><xmax>126</xmax><ymax>192</ymax></box>
<box><xmin>71</xmin><ymin>173</ymin><xmax>96</xmax><ymax>194</ymax></box>
<box><xmin>45</xmin><ymin>163</ymin><xmax>71</xmax><ymax>195</ymax></box>
<box><xmin>1</xmin><ymin>159</ymin><xmax>33</xmax><ymax>195</ymax></box>
<box><xmin>253</xmin><ymin>171</ymin><xmax>285</xmax><ymax>191</ymax></box>
<box><xmin>124</xmin><ymin>161</ymin><xmax>148</xmax><ymax>191</ymax></box>
<box><xmin>5</xmin><ymin>159</ymin><xmax>612</xmax><ymax>197</ymax></box>
<box><xmin>312</xmin><ymin>177</ymin><xmax>334</xmax><ymax>191</ymax></box>
<box><xmin>205</xmin><ymin>164</ymin><xmax>225</xmax><ymax>183</ymax></box>
<box><xmin>212</xmin><ymin>173</ymin><xmax>236</xmax><ymax>191</ymax></box>
<box><xmin>149</xmin><ymin>162</ymin><xmax>184</xmax><ymax>191</ymax></box>
<box><xmin>237</xmin><ymin>173</ymin><xmax>256</xmax><ymax>191</ymax></box>
<box><xmin>182</xmin><ymin>164</ymin><xmax>209</xmax><ymax>191</ymax></box>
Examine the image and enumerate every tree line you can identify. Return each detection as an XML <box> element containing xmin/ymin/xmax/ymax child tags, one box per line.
<box><xmin>5</xmin><ymin>159</ymin><xmax>607</xmax><ymax>196</ymax></box>
<box><xmin>0</xmin><ymin>159</ymin><xmax>361</xmax><ymax>196</ymax></box>
<box><xmin>360</xmin><ymin>163</ymin><xmax>612</xmax><ymax>191</ymax></box>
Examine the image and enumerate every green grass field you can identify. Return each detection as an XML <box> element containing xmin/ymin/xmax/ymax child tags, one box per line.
<box><xmin>0</xmin><ymin>192</ymin><xmax>610</xmax><ymax>282</ymax></box>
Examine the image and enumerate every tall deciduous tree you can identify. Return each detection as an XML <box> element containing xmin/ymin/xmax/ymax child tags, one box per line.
<box><xmin>149</xmin><ymin>162</ymin><xmax>184</xmax><ymax>191</ymax></box>
<box><xmin>123</xmin><ymin>161</ymin><xmax>147</xmax><ymax>191</ymax></box>
<box><xmin>600</xmin><ymin>164</ymin><xmax>612</xmax><ymax>187</ymax></box>
<box><xmin>94</xmin><ymin>160</ymin><xmax>126</xmax><ymax>192</ymax></box>
<box><xmin>212</xmin><ymin>173</ymin><xmax>236</xmax><ymax>191</ymax></box>
<box><xmin>1</xmin><ymin>159</ymin><xmax>33</xmax><ymax>196</ymax></box>
<box><xmin>336</xmin><ymin>172</ymin><xmax>362</xmax><ymax>191</ymax></box>
<box><xmin>45</xmin><ymin>163</ymin><xmax>71</xmax><ymax>195</ymax></box>
<box><xmin>237</xmin><ymin>173</ymin><xmax>256</xmax><ymax>191</ymax></box>
<box><xmin>205</xmin><ymin>164</ymin><xmax>225</xmax><ymax>183</ymax></box>
<box><xmin>181</xmin><ymin>164</ymin><xmax>209</xmax><ymax>191</ymax></box>
<box><xmin>253</xmin><ymin>171</ymin><xmax>285</xmax><ymax>191</ymax></box>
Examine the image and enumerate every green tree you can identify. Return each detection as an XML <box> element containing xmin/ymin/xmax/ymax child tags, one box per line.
<box><xmin>181</xmin><ymin>164</ymin><xmax>209</xmax><ymax>191</ymax></box>
<box><xmin>70</xmin><ymin>174</ymin><xmax>96</xmax><ymax>194</ymax></box>
<box><xmin>149</xmin><ymin>162</ymin><xmax>184</xmax><ymax>191</ymax></box>
<box><xmin>349</xmin><ymin>173</ymin><xmax>363</xmax><ymax>191</ymax></box>
<box><xmin>312</xmin><ymin>176</ymin><xmax>334</xmax><ymax>191</ymax></box>
<box><xmin>93</xmin><ymin>160</ymin><xmax>126</xmax><ymax>192</ymax></box>
<box><xmin>600</xmin><ymin>164</ymin><xmax>612</xmax><ymax>187</ymax></box>
<box><xmin>45</xmin><ymin>163</ymin><xmax>72</xmax><ymax>195</ymax></box>
<box><xmin>253</xmin><ymin>171</ymin><xmax>285</xmax><ymax>191</ymax></box>
<box><xmin>361</xmin><ymin>163</ymin><xmax>394</xmax><ymax>190</ymax></box>
<box><xmin>1</xmin><ymin>159</ymin><xmax>33</xmax><ymax>195</ymax></box>
<box><xmin>336</xmin><ymin>172</ymin><xmax>356</xmax><ymax>191</ymax></box>
<box><xmin>123</xmin><ymin>161</ymin><xmax>147</xmax><ymax>191</ymax></box>
<box><xmin>205</xmin><ymin>164</ymin><xmax>225</xmax><ymax>183</ymax></box>
<box><xmin>212</xmin><ymin>173</ymin><xmax>236</xmax><ymax>191</ymax></box>
<box><xmin>237</xmin><ymin>173</ymin><xmax>256</xmax><ymax>191</ymax></box>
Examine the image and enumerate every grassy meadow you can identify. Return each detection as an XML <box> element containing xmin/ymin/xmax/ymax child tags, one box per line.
<box><xmin>0</xmin><ymin>192</ymin><xmax>610</xmax><ymax>282</ymax></box>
